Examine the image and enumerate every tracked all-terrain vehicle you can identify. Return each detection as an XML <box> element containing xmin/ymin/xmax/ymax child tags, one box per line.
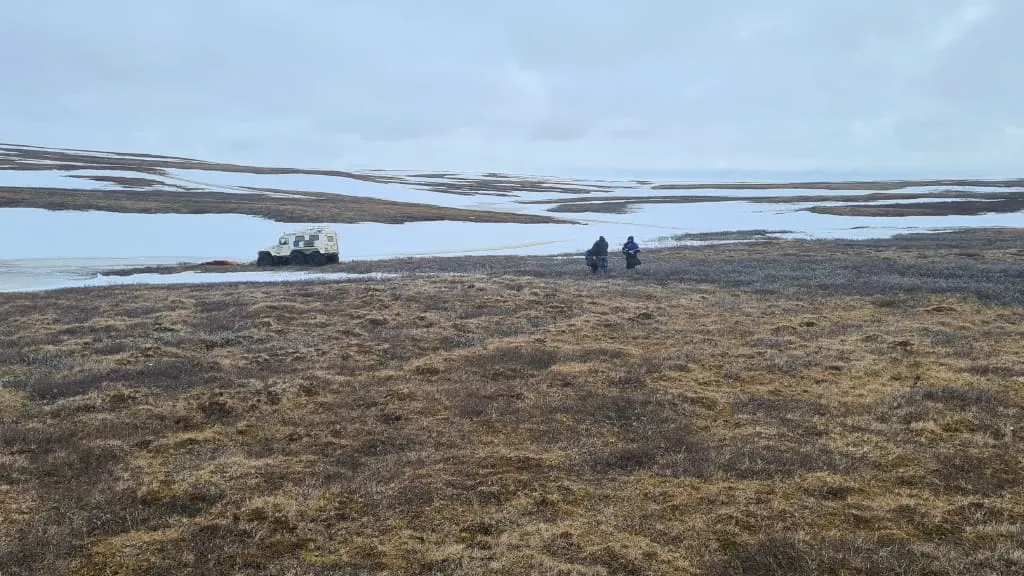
<box><xmin>256</xmin><ymin>226</ymin><xmax>340</xmax><ymax>266</ymax></box>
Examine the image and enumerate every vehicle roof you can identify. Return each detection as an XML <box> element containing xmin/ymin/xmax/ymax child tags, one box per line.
<box><xmin>281</xmin><ymin>227</ymin><xmax>338</xmax><ymax>235</ymax></box>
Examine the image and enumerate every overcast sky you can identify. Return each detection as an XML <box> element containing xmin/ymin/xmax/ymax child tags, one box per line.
<box><xmin>1</xmin><ymin>1</ymin><xmax>1020</xmax><ymax>175</ymax></box>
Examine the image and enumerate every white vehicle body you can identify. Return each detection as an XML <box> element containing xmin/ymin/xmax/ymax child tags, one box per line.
<box><xmin>256</xmin><ymin>226</ymin><xmax>340</xmax><ymax>266</ymax></box>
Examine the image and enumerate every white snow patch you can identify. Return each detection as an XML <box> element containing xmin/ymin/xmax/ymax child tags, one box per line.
<box><xmin>0</xmin><ymin>169</ymin><xmax>111</xmax><ymax>190</ymax></box>
<box><xmin>4</xmin><ymin>159</ymin><xmax>67</xmax><ymax>166</ymax></box>
<box><xmin>166</xmin><ymin>169</ymin><xmax>488</xmax><ymax>208</ymax></box>
<box><xmin>0</xmin><ymin>267</ymin><xmax>394</xmax><ymax>293</ymax></box>
<box><xmin>0</xmin><ymin>209</ymin><xmax>289</xmax><ymax>260</ymax></box>
<box><xmin>0</xmin><ymin>144</ymin><xmax>175</xmax><ymax>162</ymax></box>
<box><xmin>516</xmin><ymin>185</ymin><xmax>1024</xmax><ymax>205</ymax></box>
<box><xmin>3</xmin><ymin>182</ymin><xmax>1021</xmax><ymax>292</ymax></box>
<box><xmin>4</xmin><ymin>196</ymin><xmax>1022</xmax><ymax>265</ymax></box>
<box><xmin>157</xmin><ymin>170</ymin><xmax>319</xmax><ymax>197</ymax></box>
<box><xmin>0</xmin><ymin>167</ymin><xmax>315</xmax><ymax>198</ymax></box>
<box><xmin>81</xmin><ymin>270</ymin><xmax>391</xmax><ymax>291</ymax></box>
<box><xmin>61</xmin><ymin>169</ymin><xmax>200</xmax><ymax>190</ymax></box>
<box><xmin>0</xmin><ymin>257</ymin><xmax>206</xmax><ymax>292</ymax></box>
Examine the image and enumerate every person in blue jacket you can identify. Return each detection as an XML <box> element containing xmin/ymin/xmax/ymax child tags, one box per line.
<box><xmin>621</xmin><ymin>235</ymin><xmax>641</xmax><ymax>269</ymax></box>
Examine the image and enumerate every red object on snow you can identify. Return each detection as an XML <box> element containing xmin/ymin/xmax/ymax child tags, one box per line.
<box><xmin>199</xmin><ymin>260</ymin><xmax>239</xmax><ymax>266</ymax></box>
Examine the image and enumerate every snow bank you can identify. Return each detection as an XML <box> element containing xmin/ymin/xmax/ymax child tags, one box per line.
<box><xmin>166</xmin><ymin>169</ymin><xmax>490</xmax><ymax>208</ymax></box>
<box><xmin>0</xmin><ymin>169</ymin><xmax>111</xmax><ymax>190</ymax></box>
<box><xmin>1</xmin><ymin>269</ymin><xmax>395</xmax><ymax>293</ymax></box>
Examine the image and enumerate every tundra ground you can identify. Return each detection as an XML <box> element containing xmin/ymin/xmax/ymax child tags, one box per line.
<box><xmin>6</xmin><ymin>143</ymin><xmax>1024</xmax><ymax>220</ymax></box>
<box><xmin>0</xmin><ymin>187</ymin><xmax>564</xmax><ymax>225</ymax></box>
<box><xmin>1</xmin><ymin>230</ymin><xmax>1023</xmax><ymax>575</ymax></box>
<box><xmin>524</xmin><ymin>191</ymin><xmax>1024</xmax><ymax>216</ymax></box>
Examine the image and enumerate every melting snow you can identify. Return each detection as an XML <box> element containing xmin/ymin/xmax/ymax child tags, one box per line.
<box><xmin>2</xmin><ymin>160</ymin><xmax>1022</xmax><ymax>292</ymax></box>
<box><xmin>0</xmin><ymin>169</ymin><xmax>111</xmax><ymax>190</ymax></box>
<box><xmin>0</xmin><ymin>267</ymin><xmax>394</xmax><ymax>293</ymax></box>
<box><xmin>2</xmin><ymin>198</ymin><xmax>1021</xmax><ymax>265</ymax></box>
<box><xmin>165</xmin><ymin>169</ymin><xmax>490</xmax><ymax>208</ymax></box>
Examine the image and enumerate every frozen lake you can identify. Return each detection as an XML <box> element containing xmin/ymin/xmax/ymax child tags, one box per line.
<box><xmin>0</xmin><ymin>258</ymin><xmax>383</xmax><ymax>292</ymax></box>
<box><xmin>2</xmin><ymin>201</ymin><xmax>1021</xmax><ymax>291</ymax></box>
<box><xmin>3</xmin><ymin>156</ymin><xmax>1023</xmax><ymax>291</ymax></box>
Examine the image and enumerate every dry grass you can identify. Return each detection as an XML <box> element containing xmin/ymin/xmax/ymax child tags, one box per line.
<box><xmin>340</xmin><ymin>229</ymin><xmax>1024</xmax><ymax>306</ymax></box>
<box><xmin>103</xmin><ymin>230</ymin><xmax>1024</xmax><ymax>308</ymax></box>
<box><xmin>1</xmin><ymin>235</ymin><xmax>1023</xmax><ymax>575</ymax></box>
<box><xmin>804</xmin><ymin>197</ymin><xmax>1024</xmax><ymax>217</ymax></box>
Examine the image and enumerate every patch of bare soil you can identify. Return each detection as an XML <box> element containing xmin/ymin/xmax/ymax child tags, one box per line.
<box><xmin>804</xmin><ymin>197</ymin><xmax>1024</xmax><ymax>217</ymax></box>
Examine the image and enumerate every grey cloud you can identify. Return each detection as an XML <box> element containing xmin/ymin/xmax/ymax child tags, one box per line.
<box><xmin>1</xmin><ymin>0</ymin><xmax>1021</xmax><ymax>174</ymax></box>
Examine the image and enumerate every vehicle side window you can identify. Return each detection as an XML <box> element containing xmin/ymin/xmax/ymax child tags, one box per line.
<box><xmin>279</xmin><ymin>238</ymin><xmax>288</xmax><ymax>245</ymax></box>
<box><xmin>327</xmin><ymin>236</ymin><xmax>334</xmax><ymax>242</ymax></box>
<box><xmin>293</xmin><ymin>235</ymin><xmax>304</xmax><ymax>247</ymax></box>
<box><xmin>310</xmin><ymin>234</ymin><xmax>320</xmax><ymax>241</ymax></box>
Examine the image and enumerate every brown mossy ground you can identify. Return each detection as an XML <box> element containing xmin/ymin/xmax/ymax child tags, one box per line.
<box><xmin>528</xmin><ymin>191</ymin><xmax>1024</xmax><ymax>216</ymax></box>
<box><xmin>1</xmin><ymin>234</ymin><xmax>1023</xmax><ymax>575</ymax></box>
<box><xmin>0</xmin><ymin>186</ymin><xmax>564</xmax><ymax>225</ymax></box>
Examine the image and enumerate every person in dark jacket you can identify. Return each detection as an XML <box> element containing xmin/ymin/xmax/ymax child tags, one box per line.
<box><xmin>622</xmin><ymin>235</ymin><xmax>641</xmax><ymax>269</ymax></box>
<box><xmin>584</xmin><ymin>248</ymin><xmax>599</xmax><ymax>272</ymax></box>
<box><xmin>589</xmin><ymin>236</ymin><xmax>609</xmax><ymax>273</ymax></box>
